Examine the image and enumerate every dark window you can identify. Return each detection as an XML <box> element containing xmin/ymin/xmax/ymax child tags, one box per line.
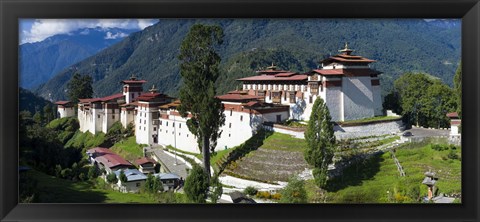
<box><xmin>230</xmin><ymin>110</ymin><xmax>232</xmax><ymax>116</ymax></box>
<box><xmin>173</xmin><ymin>122</ymin><xmax>175</xmax><ymax>127</ymax></box>
<box><xmin>136</xmin><ymin>183</ymin><xmax>140</xmax><ymax>187</ymax></box>
<box><xmin>97</xmin><ymin>115</ymin><xmax>100</xmax><ymax>118</ymax></box>
<box><xmin>128</xmin><ymin>111</ymin><xmax>130</xmax><ymax>114</ymax></box>
<box><xmin>179</xmin><ymin>123</ymin><xmax>181</xmax><ymax>128</ymax></box>
<box><xmin>229</xmin><ymin>123</ymin><xmax>232</xmax><ymax>128</ymax></box>
<box><xmin>144</xmin><ymin>127</ymin><xmax>146</xmax><ymax>131</ymax></box>
<box><xmin>289</xmin><ymin>92</ymin><xmax>296</xmax><ymax>103</ymax></box>
<box><xmin>166</xmin><ymin>122</ymin><xmax>168</xmax><ymax>126</ymax></box>
<box><xmin>144</xmin><ymin>120</ymin><xmax>146</xmax><ymax>124</ymax></box>
<box><xmin>309</xmin><ymin>96</ymin><xmax>313</xmax><ymax>104</ymax></box>
<box><xmin>229</xmin><ymin>134</ymin><xmax>231</xmax><ymax>137</ymax></box>
<box><xmin>131</xmin><ymin>94</ymin><xmax>134</xmax><ymax>98</ymax></box>
<box><xmin>112</xmin><ymin>115</ymin><xmax>115</xmax><ymax>119</ymax></box>
<box><xmin>154</xmin><ymin>127</ymin><xmax>156</xmax><ymax>131</ymax></box>
<box><xmin>160</xmin><ymin>121</ymin><xmax>162</xmax><ymax>125</ymax></box>
<box><xmin>276</xmin><ymin>115</ymin><xmax>282</xmax><ymax>123</ymax></box>
<box><xmin>240</xmin><ymin>115</ymin><xmax>243</xmax><ymax>121</ymax></box>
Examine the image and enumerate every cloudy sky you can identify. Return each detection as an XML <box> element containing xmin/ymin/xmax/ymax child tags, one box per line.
<box><xmin>19</xmin><ymin>19</ymin><xmax>158</xmax><ymax>44</ymax></box>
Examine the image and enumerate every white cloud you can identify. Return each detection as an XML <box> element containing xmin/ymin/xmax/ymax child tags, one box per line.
<box><xmin>20</xmin><ymin>19</ymin><xmax>157</xmax><ymax>44</ymax></box>
<box><xmin>104</xmin><ymin>31</ymin><xmax>129</xmax><ymax>39</ymax></box>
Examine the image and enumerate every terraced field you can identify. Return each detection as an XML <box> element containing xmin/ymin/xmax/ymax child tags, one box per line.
<box><xmin>223</xmin><ymin>133</ymin><xmax>309</xmax><ymax>183</ymax></box>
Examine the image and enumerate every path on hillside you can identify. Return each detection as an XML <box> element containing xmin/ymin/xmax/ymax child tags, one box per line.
<box><xmin>148</xmin><ymin>145</ymin><xmax>189</xmax><ymax>179</ymax></box>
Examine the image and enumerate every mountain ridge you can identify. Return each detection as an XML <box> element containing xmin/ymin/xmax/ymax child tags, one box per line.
<box><xmin>35</xmin><ymin>19</ymin><xmax>461</xmax><ymax>101</ymax></box>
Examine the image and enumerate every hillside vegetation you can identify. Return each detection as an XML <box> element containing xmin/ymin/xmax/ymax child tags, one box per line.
<box><xmin>36</xmin><ymin>19</ymin><xmax>460</xmax><ymax>101</ymax></box>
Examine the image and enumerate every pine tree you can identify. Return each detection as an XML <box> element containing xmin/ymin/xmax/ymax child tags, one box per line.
<box><xmin>304</xmin><ymin>97</ymin><xmax>335</xmax><ymax>188</ymax></box>
<box><xmin>184</xmin><ymin>164</ymin><xmax>209</xmax><ymax>203</ymax></box>
<box><xmin>67</xmin><ymin>73</ymin><xmax>93</xmax><ymax>103</ymax></box>
<box><xmin>177</xmin><ymin>24</ymin><xmax>225</xmax><ymax>179</ymax></box>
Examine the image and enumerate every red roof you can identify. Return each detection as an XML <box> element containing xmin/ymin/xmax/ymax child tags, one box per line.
<box><xmin>136</xmin><ymin>92</ymin><xmax>170</xmax><ymax>101</ymax></box>
<box><xmin>227</xmin><ymin>90</ymin><xmax>249</xmax><ymax>94</ymax></box>
<box><xmin>256</xmin><ymin>69</ymin><xmax>291</xmax><ymax>75</ymax></box>
<box><xmin>237</xmin><ymin>74</ymin><xmax>308</xmax><ymax>81</ymax></box>
<box><xmin>312</xmin><ymin>69</ymin><xmax>381</xmax><ymax>76</ymax></box>
<box><xmin>135</xmin><ymin>157</ymin><xmax>157</xmax><ymax>165</ymax></box>
<box><xmin>216</xmin><ymin>93</ymin><xmax>263</xmax><ymax>101</ymax></box>
<box><xmin>55</xmin><ymin>101</ymin><xmax>72</xmax><ymax>105</ymax></box>
<box><xmin>446</xmin><ymin>112</ymin><xmax>459</xmax><ymax>118</ymax></box>
<box><xmin>274</xmin><ymin>72</ymin><xmax>296</xmax><ymax>77</ymax></box>
<box><xmin>87</xmin><ymin>147</ymin><xmax>132</xmax><ymax>168</ymax></box>
<box><xmin>244</xmin><ymin>101</ymin><xmax>261</xmax><ymax>107</ymax></box>
<box><xmin>79</xmin><ymin>93</ymin><xmax>124</xmax><ymax>103</ymax></box>
<box><xmin>121</xmin><ymin>80</ymin><xmax>147</xmax><ymax>84</ymax></box>
<box><xmin>87</xmin><ymin>147</ymin><xmax>115</xmax><ymax>155</ymax></box>
<box><xmin>320</xmin><ymin>54</ymin><xmax>376</xmax><ymax>64</ymax></box>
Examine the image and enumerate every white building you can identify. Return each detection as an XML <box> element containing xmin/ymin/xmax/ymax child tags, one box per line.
<box><xmin>238</xmin><ymin>43</ymin><xmax>383</xmax><ymax>122</ymax></box>
<box><xmin>58</xmin><ymin>44</ymin><xmax>384</xmax><ymax>154</ymax></box>
<box><xmin>153</xmin><ymin>91</ymin><xmax>290</xmax><ymax>153</ymax></box>
<box><xmin>55</xmin><ymin>101</ymin><xmax>75</xmax><ymax>118</ymax></box>
<box><xmin>114</xmin><ymin>169</ymin><xmax>148</xmax><ymax>193</ymax></box>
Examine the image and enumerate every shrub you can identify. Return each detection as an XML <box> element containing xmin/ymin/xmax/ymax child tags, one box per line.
<box><xmin>279</xmin><ymin>176</ymin><xmax>307</xmax><ymax>203</ymax></box>
<box><xmin>54</xmin><ymin>165</ymin><xmax>62</xmax><ymax>178</ymax></box>
<box><xmin>119</xmin><ymin>170</ymin><xmax>128</xmax><ymax>183</ymax></box>
<box><xmin>106</xmin><ymin>173</ymin><xmax>118</xmax><ymax>184</ymax></box>
<box><xmin>78</xmin><ymin>173</ymin><xmax>86</xmax><ymax>181</ymax></box>
<box><xmin>88</xmin><ymin>166</ymin><xmax>98</xmax><ymax>179</ymax></box>
<box><xmin>256</xmin><ymin>191</ymin><xmax>271</xmax><ymax>199</ymax></box>
<box><xmin>60</xmin><ymin>168</ymin><xmax>72</xmax><ymax>179</ymax></box>
<box><xmin>448</xmin><ymin>150</ymin><xmax>459</xmax><ymax>160</ymax></box>
<box><xmin>244</xmin><ymin>186</ymin><xmax>258</xmax><ymax>196</ymax></box>
<box><xmin>271</xmin><ymin>193</ymin><xmax>282</xmax><ymax>200</ymax></box>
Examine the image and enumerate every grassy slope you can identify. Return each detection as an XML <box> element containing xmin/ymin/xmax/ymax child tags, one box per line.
<box><xmin>110</xmin><ymin>136</ymin><xmax>145</xmax><ymax>163</ymax></box>
<box><xmin>28</xmin><ymin>170</ymin><xmax>157</xmax><ymax>203</ymax></box>
<box><xmin>315</xmin><ymin>143</ymin><xmax>461</xmax><ymax>203</ymax></box>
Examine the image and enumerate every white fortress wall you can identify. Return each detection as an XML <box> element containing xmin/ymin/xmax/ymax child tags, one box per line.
<box><xmin>372</xmin><ymin>84</ymin><xmax>383</xmax><ymax>116</ymax></box>
<box><xmin>342</xmin><ymin>76</ymin><xmax>374</xmax><ymax>121</ymax></box>
<box><xmin>324</xmin><ymin>86</ymin><xmax>343</xmax><ymax>122</ymax></box>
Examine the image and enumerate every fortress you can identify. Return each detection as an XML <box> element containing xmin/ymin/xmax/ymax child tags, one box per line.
<box><xmin>56</xmin><ymin>45</ymin><xmax>383</xmax><ymax>154</ymax></box>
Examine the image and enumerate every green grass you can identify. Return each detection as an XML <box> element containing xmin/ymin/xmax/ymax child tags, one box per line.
<box><xmin>110</xmin><ymin>136</ymin><xmax>145</xmax><ymax>162</ymax></box>
<box><xmin>28</xmin><ymin>169</ymin><xmax>157</xmax><ymax>203</ymax></box>
<box><xmin>316</xmin><ymin>142</ymin><xmax>461</xmax><ymax>203</ymax></box>
<box><xmin>65</xmin><ymin>130</ymin><xmax>106</xmax><ymax>150</ymax></box>
<box><xmin>259</xmin><ymin>132</ymin><xmax>307</xmax><ymax>152</ymax></box>
<box><xmin>338</xmin><ymin>116</ymin><xmax>402</xmax><ymax>125</ymax></box>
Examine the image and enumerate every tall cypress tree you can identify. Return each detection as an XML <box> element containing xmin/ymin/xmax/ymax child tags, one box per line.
<box><xmin>177</xmin><ymin>24</ymin><xmax>225</xmax><ymax>179</ymax></box>
<box><xmin>304</xmin><ymin>97</ymin><xmax>335</xmax><ymax>188</ymax></box>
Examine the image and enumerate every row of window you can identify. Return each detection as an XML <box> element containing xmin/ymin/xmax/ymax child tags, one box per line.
<box><xmin>159</xmin><ymin>120</ymin><xmax>182</xmax><ymax>128</ymax></box>
<box><xmin>245</xmin><ymin>84</ymin><xmax>307</xmax><ymax>91</ymax></box>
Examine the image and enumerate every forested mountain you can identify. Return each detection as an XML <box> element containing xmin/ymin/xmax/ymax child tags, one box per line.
<box><xmin>20</xmin><ymin>27</ymin><xmax>138</xmax><ymax>89</ymax></box>
<box><xmin>19</xmin><ymin>87</ymin><xmax>53</xmax><ymax>114</ymax></box>
<box><xmin>35</xmin><ymin>19</ymin><xmax>460</xmax><ymax>101</ymax></box>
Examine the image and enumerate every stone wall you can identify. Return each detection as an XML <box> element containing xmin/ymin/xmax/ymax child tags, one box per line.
<box><xmin>264</xmin><ymin>119</ymin><xmax>404</xmax><ymax>140</ymax></box>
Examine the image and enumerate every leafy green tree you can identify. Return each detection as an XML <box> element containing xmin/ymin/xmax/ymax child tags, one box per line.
<box><xmin>119</xmin><ymin>170</ymin><xmax>128</xmax><ymax>183</ymax></box>
<box><xmin>144</xmin><ymin>174</ymin><xmax>164</xmax><ymax>193</ymax></box>
<box><xmin>393</xmin><ymin>73</ymin><xmax>456</xmax><ymax>128</ymax></box>
<box><xmin>106</xmin><ymin>172</ymin><xmax>118</xmax><ymax>184</ymax></box>
<box><xmin>304</xmin><ymin>97</ymin><xmax>335</xmax><ymax>188</ymax></box>
<box><xmin>420</xmin><ymin>83</ymin><xmax>456</xmax><ymax>128</ymax></box>
<box><xmin>184</xmin><ymin>164</ymin><xmax>209</xmax><ymax>203</ymax></box>
<box><xmin>177</xmin><ymin>24</ymin><xmax>226</xmax><ymax>178</ymax></box>
<box><xmin>279</xmin><ymin>176</ymin><xmax>308</xmax><ymax>203</ymax></box>
<box><xmin>67</xmin><ymin>73</ymin><xmax>93</xmax><ymax>103</ymax></box>
<box><xmin>209</xmin><ymin>175</ymin><xmax>223</xmax><ymax>203</ymax></box>
<box><xmin>453</xmin><ymin>62</ymin><xmax>462</xmax><ymax>117</ymax></box>
<box><xmin>33</xmin><ymin>111</ymin><xmax>44</xmax><ymax>125</ymax></box>
<box><xmin>87</xmin><ymin>166</ymin><xmax>98</xmax><ymax>179</ymax></box>
<box><xmin>43</xmin><ymin>104</ymin><xmax>55</xmax><ymax>123</ymax></box>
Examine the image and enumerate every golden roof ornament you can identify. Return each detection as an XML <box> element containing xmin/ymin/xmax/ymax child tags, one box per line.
<box><xmin>266</xmin><ymin>62</ymin><xmax>277</xmax><ymax>70</ymax></box>
<box><xmin>339</xmin><ymin>42</ymin><xmax>354</xmax><ymax>55</ymax></box>
<box><xmin>149</xmin><ymin>84</ymin><xmax>157</xmax><ymax>93</ymax></box>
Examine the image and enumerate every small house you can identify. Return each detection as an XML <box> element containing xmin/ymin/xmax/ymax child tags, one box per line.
<box><xmin>135</xmin><ymin>157</ymin><xmax>158</xmax><ymax>174</ymax></box>
<box><xmin>86</xmin><ymin>147</ymin><xmax>134</xmax><ymax>174</ymax></box>
<box><xmin>154</xmin><ymin>173</ymin><xmax>181</xmax><ymax>191</ymax></box>
<box><xmin>114</xmin><ymin>169</ymin><xmax>148</xmax><ymax>193</ymax></box>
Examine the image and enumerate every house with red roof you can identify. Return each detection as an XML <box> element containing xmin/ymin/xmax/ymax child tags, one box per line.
<box><xmin>238</xmin><ymin>43</ymin><xmax>383</xmax><ymax>121</ymax></box>
<box><xmin>86</xmin><ymin>147</ymin><xmax>134</xmax><ymax>174</ymax></box>
<box><xmin>135</xmin><ymin>157</ymin><xmax>158</xmax><ymax>174</ymax></box>
<box><xmin>54</xmin><ymin>101</ymin><xmax>75</xmax><ymax>118</ymax></box>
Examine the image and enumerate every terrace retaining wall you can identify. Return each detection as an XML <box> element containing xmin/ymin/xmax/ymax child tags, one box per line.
<box><xmin>263</xmin><ymin>119</ymin><xmax>405</xmax><ymax>140</ymax></box>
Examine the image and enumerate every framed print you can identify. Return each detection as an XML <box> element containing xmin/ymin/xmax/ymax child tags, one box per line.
<box><xmin>1</xmin><ymin>0</ymin><xmax>479</xmax><ymax>221</ymax></box>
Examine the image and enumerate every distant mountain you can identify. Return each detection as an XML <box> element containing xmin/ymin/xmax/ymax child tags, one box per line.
<box><xmin>19</xmin><ymin>87</ymin><xmax>53</xmax><ymax>114</ymax></box>
<box><xmin>35</xmin><ymin>19</ymin><xmax>461</xmax><ymax>102</ymax></box>
<box><xmin>19</xmin><ymin>27</ymin><xmax>138</xmax><ymax>89</ymax></box>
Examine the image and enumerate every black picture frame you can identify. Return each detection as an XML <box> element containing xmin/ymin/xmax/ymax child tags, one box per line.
<box><xmin>1</xmin><ymin>0</ymin><xmax>479</xmax><ymax>221</ymax></box>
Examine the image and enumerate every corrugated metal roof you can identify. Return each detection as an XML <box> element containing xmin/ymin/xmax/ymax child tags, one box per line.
<box><xmin>115</xmin><ymin>169</ymin><xmax>147</xmax><ymax>181</ymax></box>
